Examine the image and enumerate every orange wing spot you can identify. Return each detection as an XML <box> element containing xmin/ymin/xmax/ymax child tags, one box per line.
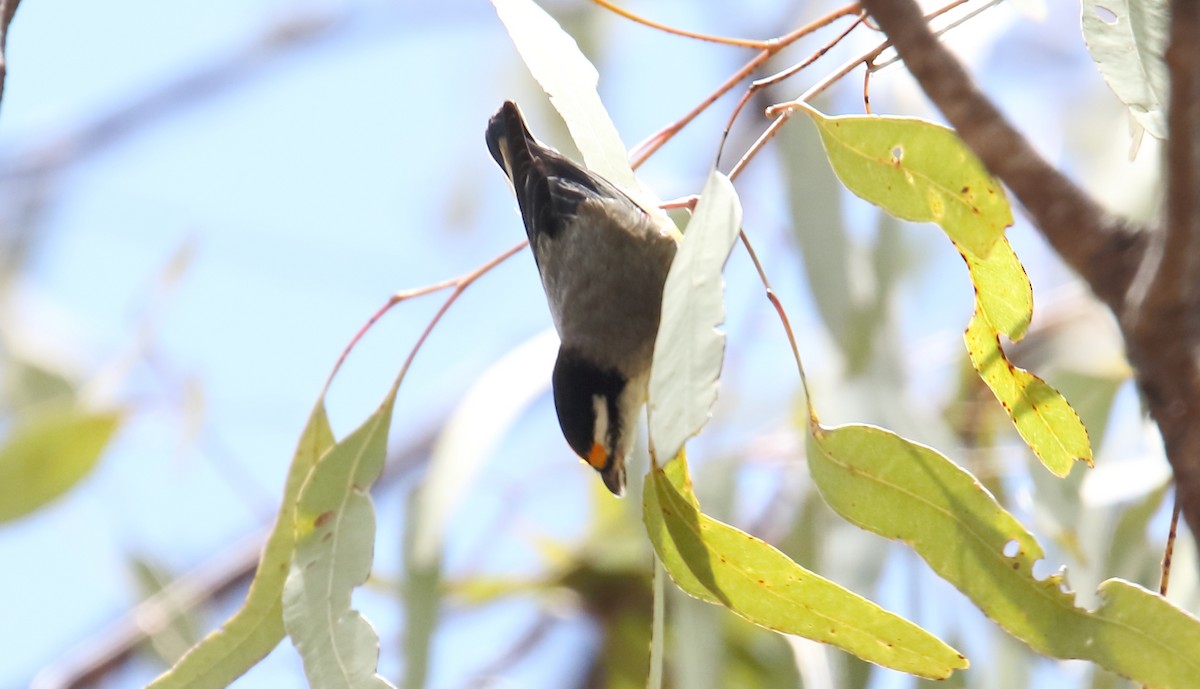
<box><xmin>587</xmin><ymin>442</ymin><xmax>608</xmax><ymax>470</ymax></box>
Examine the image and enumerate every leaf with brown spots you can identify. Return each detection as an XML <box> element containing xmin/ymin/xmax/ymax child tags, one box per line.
<box><xmin>283</xmin><ymin>393</ymin><xmax>397</xmax><ymax>689</ymax></box>
<box><xmin>799</xmin><ymin>105</ymin><xmax>1011</xmax><ymax>258</ymax></box>
<box><xmin>643</xmin><ymin>452</ymin><xmax>966</xmax><ymax>679</ymax></box>
<box><xmin>808</xmin><ymin>422</ymin><xmax>1200</xmax><ymax>687</ymax></box>
<box><xmin>961</xmin><ymin>238</ymin><xmax>1092</xmax><ymax>476</ymax></box>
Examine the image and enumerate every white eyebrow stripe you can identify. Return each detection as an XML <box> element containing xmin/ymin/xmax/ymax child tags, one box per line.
<box><xmin>592</xmin><ymin>394</ymin><xmax>609</xmax><ymax>449</ymax></box>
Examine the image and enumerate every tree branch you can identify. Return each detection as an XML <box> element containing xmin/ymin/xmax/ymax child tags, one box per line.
<box><xmin>1126</xmin><ymin>0</ymin><xmax>1200</xmax><ymax>547</ymax></box>
<box><xmin>30</xmin><ymin>428</ymin><xmax>435</xmax><ymax>689</ymax></box>
<box><xmin>858</xmin><ymin>0</ymin><xmax>1200</xmax><ymax>547</ymax></box>
<box><xmin>0</xmin><ymin>0</ymin><xmax>21</xmax><ymax>111</ymax></box>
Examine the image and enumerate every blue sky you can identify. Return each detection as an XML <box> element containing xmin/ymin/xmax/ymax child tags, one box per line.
<box><xmin>0</xmin><ymin>2</ymin><xmax>1183</xmax><ymax>688</ymax></box>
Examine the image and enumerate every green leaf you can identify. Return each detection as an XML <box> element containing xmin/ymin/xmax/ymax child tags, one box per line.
<box><xmin>649</xmin><ymin>172</ymin><xmax>742</xmax><ymax>462</ymax></box>
<box><xmin>802</xmin><ymin>106</ymin><xmax>1011</xmax><ymax>258</ymax></box>
<box><xmin>1081</xmin><ymin>0</ymin><xmax>1168</xmax><ymax>139</ymax></box>
<box><xmin>148</xmin><ymin>403</ymin><xmax>334</xmax><ymax>689</ymax></box>
<box><xmin>129</xmin><ymin>556</ymin><xmax>203</xmax><ymax>665</ymax></box>
<box><xmin>964</xmin><ymin>312</ymin><xmax>1092</xmax><ymax>478</ymax></box>
<box><xmin>644</xmin><ymin>454</ymin><xmax>967</xmax><ymax>679</ymax></box>
<box><xmin>808</xmin><ymin>423</ymin><xmax>1200</xmax><ymax>688</ymax></box>
<box><xmin>956</xmin><ymin>237</ymin><xmax>1092</xmax><ymax>476</ymax></box>
<box><xmin>962</xmin><ymin>237</ymin><xmax>1031</xmax><ymax>341</ymax></box>
<box><xmin>283</xmin><ymin>393</ymin><xmax>397</xmax><ymax>689</ymax></box>
<box><xmin>0</xmin><ymin>406</ymin><xmax>121</xmax><ymax>523</ymax></box>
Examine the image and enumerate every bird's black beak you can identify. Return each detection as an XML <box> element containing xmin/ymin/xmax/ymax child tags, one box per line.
<box><xmin>599</xmin><ymin>459</ymin><xmax>626</xmax><ymax>497</ymax></box>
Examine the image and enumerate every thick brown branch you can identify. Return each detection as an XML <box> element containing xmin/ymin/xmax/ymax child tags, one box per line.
<box><xmin>1127</xmin><ymin>0</ymin><xmax>1200</xmax><ymax>548</ymax></box>
<box><xmin>859</xmin><ymin>0</ymin><xmax>1200</xmax><ymax>547</ymax></box>
<box><xmin>0</xmin><ymin>0</ymin><xmax>20</xmax><ymax>110</ymax></box>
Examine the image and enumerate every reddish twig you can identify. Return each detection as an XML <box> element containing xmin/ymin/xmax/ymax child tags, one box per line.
<box><xmin>1160</xmin><ymin>495</ymin><xmax>1182</xmax><ymax>596</ymax></box>
<box><xmin>320</xmin><ymin>240</ymin><xmax>528</xmax><ymax>397</ymax></box>
<box><xmin>625</xmin><ymin>4</ymin><xmax>864</xmax><ymax>169</ymax></box>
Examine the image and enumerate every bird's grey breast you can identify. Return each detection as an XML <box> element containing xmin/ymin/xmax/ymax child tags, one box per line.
<box><xmin>534</xmin><ymin>197</ymin><xmax>677</xmax><ymax>377</ymax></box>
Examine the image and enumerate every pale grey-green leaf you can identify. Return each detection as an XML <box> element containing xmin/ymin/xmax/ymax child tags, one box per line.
<box><xmin>649</xmin><ymin>172</ymin><xmax>742</xmax><ymax>462</ymax></box>
<box><xmin>490</xmin><ymin>0</ymin><xmax>637</xmax><ymax>193</ymax></box>
<box><xmin>1082</xmin><ymin>0</ymin><xmax>1168</xmax><ymax>139</ymax></box>
<box><xmin>282</xmin><ymin>396</ymin><xmax>396</xmax><ymax>689</ymax></box>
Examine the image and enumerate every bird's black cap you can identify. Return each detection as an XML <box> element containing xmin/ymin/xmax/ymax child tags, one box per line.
<box><xmin>552</xmin><ymin>346</ymin><xmax>627</xmax><ymax>495</ymax></box>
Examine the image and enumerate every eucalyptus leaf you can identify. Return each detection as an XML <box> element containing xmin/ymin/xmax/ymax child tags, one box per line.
<box><xmin>644</xmin><ymin>454</ymin><xmax>967</xmax><ymax>679</ymax></box>
<box><xmin>0</xmin><ymin>406</ymin><xmax>121</xmax><ymax>523</ymax></box>
<box><xmin>282</xmin><ymin>394</ymin><xmax>396</xmax><ymax>689</ymax></box>
<box><xmin>649</xmin><ymin>172</ymin><xmax>742</xmax><ymax>462</ymax></box>
<box><xmin>490</xmin><ymin>0</ymin><xmax>650</xmax><ymax>208</ymax></box>
<box><xmin>1081</xmin><ymin>0</ymin><xmax>1168</xmax><ymax>140</ymax></box>
<box><xmin>808</xmin><ymin>423</ymin><xmax>1200</xmax><ymax>688</ymax></box>
<box><xmin>148</xmin><ymin>403</ymin><xmax>334</xmax><ymax>689</ymax></box>
<box><xmin>802</xmin><ymin>106</ymin><xmax>1010</xmax><ymax>258</ymax></box>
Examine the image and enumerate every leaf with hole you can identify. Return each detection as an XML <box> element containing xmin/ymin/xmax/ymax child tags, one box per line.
<box><xmin>808</xmin><ymin>422</ymin><xmax>1200</xmax><ymax>688</ymax></box>
<box><xmin>802</xmin><ymin>106</ymin><xmax>1010</xmax><ymax>258</ymax></box>
<box><xmin>1081</xmin><ymin>0</ymin><xmax>1168</xmax><ymax>139</ymax></box>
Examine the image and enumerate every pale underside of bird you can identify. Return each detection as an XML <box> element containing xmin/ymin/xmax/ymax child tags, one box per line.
<box><xmin>486</xmin><ymin>100</ymin><xmax>678</xmax><ymax>495</ymax></box>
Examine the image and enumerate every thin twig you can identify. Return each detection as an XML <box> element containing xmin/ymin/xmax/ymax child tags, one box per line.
<box><xmin>589</xmin><ymin>0</ymin><xmax>779</xmax><ymax>49</ymax></box>
<box><xmin>320</xmin><ymin>240</ymin><xmax>527</xmax><ymax>396</ymax></box>
<box><xmin>717</xmin><ymin>11</ymin><xmax>866</xmax><ymax>168</ymax></box>
<box><xmin>1160</xmin><ymin>494</ymin><xmax>1182</xmax><ymax>596</ymax></box>
<box><xmin>735</xmin><ymin>229</ymin><xmax>816</xmax><ymax>425</ymax></box>
<box><xmin>867</xmin><ymin>0</ymin><xmax>995</xmax><ymax>72</ymax></box>
<box><xmin>627</xmin><ymin>4</ymin><xmax>864</xmax><ymax>168</ymax></box>
<box><xmin>728</xmin><ymin>36</ymin><xmax>891</xmax><ymax>181</ymax></box>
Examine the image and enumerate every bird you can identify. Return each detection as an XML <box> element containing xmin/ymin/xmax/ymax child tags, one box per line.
<box><xmin>485</xmin><ymin>100</ymin><xmax>678</xmax><ymax>496</ymax></box>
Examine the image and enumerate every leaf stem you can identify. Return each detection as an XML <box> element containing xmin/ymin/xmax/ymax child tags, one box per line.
<box><xmin>627</xmin><ymin>4</ymin><xmax>865</xmax><ymax>169</ymax></box>
<box><xmin>320</xmin><ymin>240</ymin><xmax>528</xmax><ymax>397</ymax></box>
<box><xmin>735</xmin><ymin>229</ymin><xmax>817</xmax><ymax>426</ymax></box>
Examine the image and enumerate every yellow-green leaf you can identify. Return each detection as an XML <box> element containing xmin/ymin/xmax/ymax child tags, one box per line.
<box><xmin>962</xmin><ymin>237</ymin><xmax>1032</xmax><ymax>340</ymax></box>
<box><xmin>808</xmin><ymin>422</ymin><xmax>1200</xmax><ymax>688</ymax></box>
<box><xmin>803</xmin><ymin>106</ymin><xmax>1011</xmax><ymax>258</ymax></box>
<box><xmin>147</xmin><ymin>403</ymin><xmax>334</xmax><ymax>689</ymax></box>
<box><xmin>644</xmin><ymin>454</ymin><xmax>966</xmax><ymax>679</ymax></box>
<box><xmin>965</xmin><ymin>309</ymin><xmax>1092</xmax><ymax>477</ymax></box>
<box><xmin>0</xmin><ymin>406</ymin><xmax>121</xmax><ymax>523</ymax></box>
